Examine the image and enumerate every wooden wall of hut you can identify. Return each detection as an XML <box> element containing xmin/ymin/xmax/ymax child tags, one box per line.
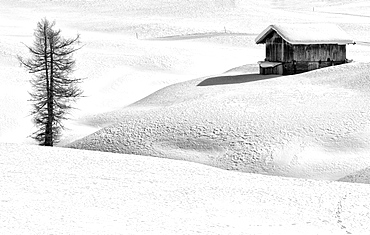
<box><xmin>265</xmin><ymin>32</ymin><xmax>293</xmax><ymax>62</ymax></box>
<box><xmin>293</xmin><ymin>44</ymin><xmax>346</xmax><ymax>62</ymax></box>
<box><xmin>265</xmin><ymin>32</ymin><xmax>347</xmax><ymax>63</ymax></box>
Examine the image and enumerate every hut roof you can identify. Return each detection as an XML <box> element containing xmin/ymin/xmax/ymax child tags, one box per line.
<box><xmin>255</xmin><ymin>24</ymin><xmax>354</xmax><ymax>45</ymax></box>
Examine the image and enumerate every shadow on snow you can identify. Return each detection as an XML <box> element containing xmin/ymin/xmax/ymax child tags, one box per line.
<box><xmin>197</xmin><ymin>74</ymin><xmax>281</xmax><ymax>86</ymax></box>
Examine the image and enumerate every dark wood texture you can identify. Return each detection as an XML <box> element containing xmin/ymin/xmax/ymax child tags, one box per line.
<box><xmin>292</xmin><ymin>44</ymin><xmax>346</xmax><ymax>62</ymax></box>
<box><xmin>265</xmin><ymin>32</ymin><xmax>294</xmax><ymax>62</ymax></box>
<box><xmin>261</xmin><ymin>31</ymin><xmax>348</xmax><ymax>75</ymax></box>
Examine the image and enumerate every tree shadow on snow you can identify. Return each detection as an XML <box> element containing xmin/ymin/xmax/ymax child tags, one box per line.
<box><xmin>197</xmin><ymin>74</ymin><xmax>281</xmax><ymax>86</ymax></box>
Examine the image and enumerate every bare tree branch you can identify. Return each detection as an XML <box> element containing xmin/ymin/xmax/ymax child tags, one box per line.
<box><xmin>18</xmin><ymin>18</ymin><xmax>84</xmax><ymax>146</ymax></box>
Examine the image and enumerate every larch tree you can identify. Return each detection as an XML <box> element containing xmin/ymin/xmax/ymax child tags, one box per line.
<box><xmin>19</xmin><ymin>18</ymin><xmax>83</xmax><ymax>146</ymax></box>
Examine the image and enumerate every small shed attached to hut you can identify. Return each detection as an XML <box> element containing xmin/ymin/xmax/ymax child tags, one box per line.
<box><xmin>255</xmin><ymin>24</ymin><xmax>355</xmax><ymax>75</ymax></box>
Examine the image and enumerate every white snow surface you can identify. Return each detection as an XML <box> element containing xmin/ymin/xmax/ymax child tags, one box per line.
<box><xmin>1</xmin><ymin>142</ymin><xmax>370</xmax><ymax>235</ymax></box>
<box><xmin>1</xmin><ymin>0</ymin><xmax>370</xmax><ymax>232</ymax></box>
<box><xmin>1</xmin><ymin>0</ymin><xmax>370</xmax><ymax>145</ymax></box>
<box><xmin>0</xmin><ymin>0</ymin><xmax>370</xmax><ymax>179</ymax></box>
<box><xmin>69</xmin><ymin>62</ymin><xmax>370</xmax><ymax>181</ymax></box>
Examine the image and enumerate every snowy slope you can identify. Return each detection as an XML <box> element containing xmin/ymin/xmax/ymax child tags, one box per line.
<box><xmin>1</xmin><ymin>0</ymin><xmax>370</xmax><ymax>144</ymax></box>
<box><xmin>1</xmin><ymin>0</ymin><xmax>370</xmax><ymax>233</ymax></box>
<box><xmin>69</xmin><ymin>62</ymin><xmax>370</xmax><ymax>181</ymax></box>
<box><xmin>340</xmin><ymin>167</ymin><xmax>370</xmax><ymax>184</ymax></box>
<box><xmin>0</xmin><ymin>0</ymin><xmax>370</xmax><ymax>182</ymax></box>
<box><xmin>0</xmin><ymin>0</ymin><xmax>264</xmax><ymax>144</ymax></box>
<box><xmin>1</xmin><ymin>142</ymin><xmax>370</xmax><ymax>235</ymax></box>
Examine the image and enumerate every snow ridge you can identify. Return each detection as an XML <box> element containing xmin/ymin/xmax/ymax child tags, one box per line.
<box><xmin>69</xmin><ymin>63</ymin><xmax>370</xmax><ymax>181</ymax></box>
<box><xmin>2</xmin><ymin>142</ymin><xmax>370</xmax><ymax>234</ymax></box>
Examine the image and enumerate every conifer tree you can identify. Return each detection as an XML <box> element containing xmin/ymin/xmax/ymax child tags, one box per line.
<box><xmin>19</xmin><ymin>19</ymin><xmax>83</xmax><ymax>146</ymax></box>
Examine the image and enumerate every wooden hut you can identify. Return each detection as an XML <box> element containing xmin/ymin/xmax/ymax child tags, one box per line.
<box><xmin>255</xmin><ymin>24</ymin><xmax>355</xmax><ymax>75</ymax></box>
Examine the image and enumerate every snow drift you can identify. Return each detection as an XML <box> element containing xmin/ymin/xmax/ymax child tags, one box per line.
<box><xmin>69</xmin><ymin>62</ymin><xmax>370</xmax><ymax>181</ymax></box>
<box><xmin>1</xmin><ymin>142</ymin><xmax>370</xmax><ymax>235</ymax></box>
<box><xmin>2</xmin><ymin>0</ymin><xmax>370</xmax><ymax>234</ymax></box>
<box><xmin>1</xmin><ymin>0</ymin><xmax>370</xmax><ymax>144</ymax></box>
<box><xmin>340</xmin><ymin>167</ymin><xmax>370</xmax><ymax>184</ymax></box>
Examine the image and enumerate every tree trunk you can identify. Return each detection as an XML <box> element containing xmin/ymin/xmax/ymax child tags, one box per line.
<box><xmin>43</xmin><ymin>23</ymin><xmax>53</xmax><ymax>146</ymax></box>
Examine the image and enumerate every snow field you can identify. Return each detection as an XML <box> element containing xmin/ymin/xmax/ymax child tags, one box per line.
<box><xmin>340</xmin><ymin>167</ymin><xmax>370</xmax><ymax>184</ymax></box>
<box><xmin>0</xmin><ymin>0</ymin><xmax>370</xmax><ymax>182</ymax></box>
<box><xmin>1</xmin><ymin>0</ymin><xmax>370</xmax><ymax>144</ymax></box>
<box><xmin>1</xmin><ymin>0</ymin><xmax>370</xmax><ymax>234</ymax></box>
<box><xmin>68</xmin><ymin>62</ymin><xmax>370</xmax><ymax>182</ymax></box>
<box><xmin>1</xmin><ymin>142</ymin><xmax>370</xmax><ymax>235</ymax></box>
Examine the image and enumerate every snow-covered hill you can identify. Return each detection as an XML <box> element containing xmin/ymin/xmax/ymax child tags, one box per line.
<box><xmin>1</xmin><ymin>0</ymin><xmax>370</xmax><ymax>144</ymax></box>
<box><xmin>68</xmin><ymin>62</ymin><xmax>370</xmax><ymax>181</ymax></box>
<box><xmin>1</xmin><ymin>142</ymin><xmax>370</xmax><ymax>235</ymax></box>
<box><xmin>2</xmin><ymin>0</ymin><xmax>370</xmax><ymax>233</ymax></box>
<box><xmin>0</xmin><ymin>0</ymin><xmax>370</xmax><ymax>181</ymax></box>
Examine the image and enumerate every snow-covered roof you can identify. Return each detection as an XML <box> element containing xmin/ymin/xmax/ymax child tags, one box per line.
<box><xmin>255</xmin><ymin>24</ymin><xmax>355</xmax><ymax>45</ymax></box>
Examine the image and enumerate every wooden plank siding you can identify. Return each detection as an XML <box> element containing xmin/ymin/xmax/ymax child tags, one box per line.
<box><xmin>293</xmin><ymin>44</ymin><xmax>346</xmax><ymax>62</ymax></box>
<box><xmin>263</xmin><ymin>32</ymin><xmax>347</xmax><ymax>75</ymax></box>
<box><xmin>265</xmin><ymin>32</ymin><xmax>346</xmax><ymax>63</ymax></box>
<box><xmin>265</xmin><ymin>32</ymin><xmax>294</xmax><ymax>62</ymax></box>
